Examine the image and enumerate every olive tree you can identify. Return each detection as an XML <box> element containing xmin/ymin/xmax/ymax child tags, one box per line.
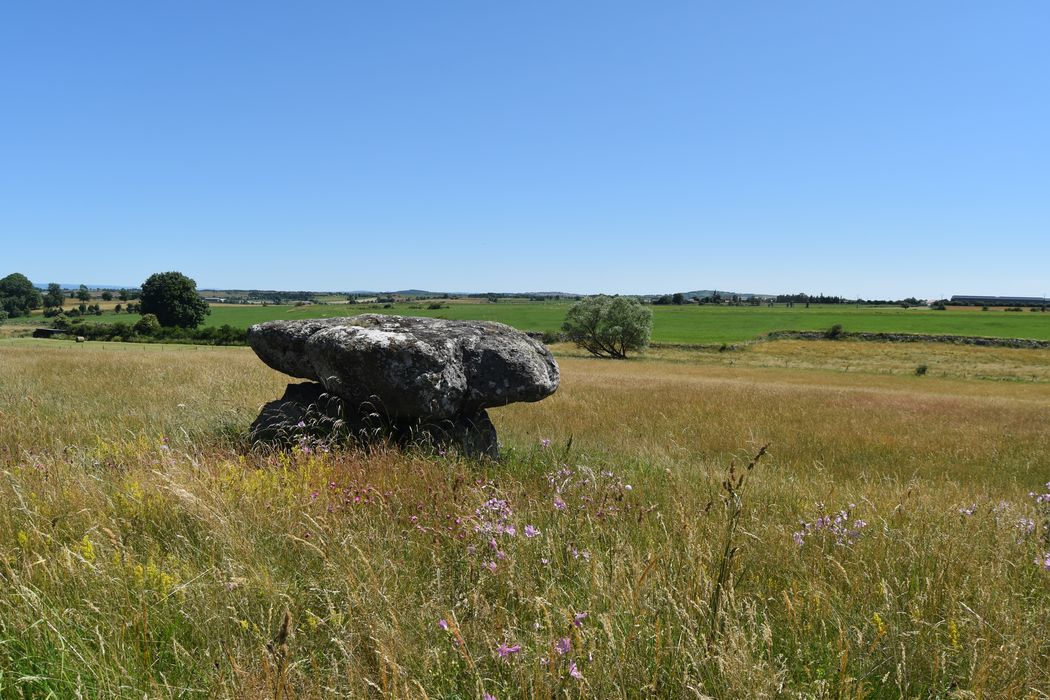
<box><xmin>562</xmin><ymin>295</ymin><xmax>652</xmax><ymax>359</ymax></box>
<box><xmin>139</xmin><ymin>271</ymin><xmax>209</xmax><ymax>328</ymax></box>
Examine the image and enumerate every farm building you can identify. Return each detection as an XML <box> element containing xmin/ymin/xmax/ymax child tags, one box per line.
<box><xmin>32</xmin><ymin>328</ymin><xmax>69</xmax><ymax>339</ymax></box>
<box><xmin>951</xmin><ymin>295</ymin><xmax>1047</xmax><ymax>306</ymax></box>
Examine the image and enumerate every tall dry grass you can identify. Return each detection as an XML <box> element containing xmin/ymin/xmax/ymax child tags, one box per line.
<box><xmin>0</xmin><ymin>339</ymin><xmax>1049</xmax><ymax>697</ymax></box>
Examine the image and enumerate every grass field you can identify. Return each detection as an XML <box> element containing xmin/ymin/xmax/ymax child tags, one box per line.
<box><xmin>1</xmin><ymin>338</ymin><xmax>1049</xmax><ymax>697</ymax></box>
<box><xmin>11</xmin><ymin>300</ymin><xmax>1050</xmax><ymax>344</ymax></box>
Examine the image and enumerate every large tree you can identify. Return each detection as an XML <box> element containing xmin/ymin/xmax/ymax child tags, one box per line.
<box><xmin>139</xmin><ymin>271</ymin><xmax>209</xmax><ymax>328</ymax></box>
<box><xmin>43</xmin><ymin>282</ymin><xmax>65</xmax><ymax>309</ymax></box>
<box><xmin>0</xmin><ymin>273</ymin><xmax>43</xmax><ymax>317</ymax></box>
<box><xmin>562</xmin><ymin>295</ymin><xmax>652</xmax><ymax>359</ymax></box>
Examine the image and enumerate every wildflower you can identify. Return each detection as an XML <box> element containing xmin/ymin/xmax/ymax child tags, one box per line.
<box><xmin>1017</xmin><ymin>517</ymin><xmax>1036</xmax><ymax>536</ymax></box>
<box><xmin>872</xmin><ymin>612</ymin><xmax>886</xmax><ymax>636</ymax></box>
<box><xmin>485</xmin><ymin>560</ymin><xmax>497</xmax><ymax>573</ymax></box>
<box><xmin>792</xmin><ymin>531</ymin><xmax>805</xmax><ymax>547</ymax></box>
<box><xmin>555</xmin><ymin>637</ymin><xmax>571</xmax><ymax>655</ymax></box>
<box><xmin>438</xmin><ymin>619</ymin><xmax>449</xmax><ymax>631</ymax></box>
<box><xmin>541</xmin><ymin>557</ymin><xmax>550</xmax><ymax>565</ymax></box>
<box><xmin>568</xmin><ymin>661</ymin><xmax>583</xmax><ymax>679</ymax></box>
<box><xmin>624</xmin><ymin>484</ymin><xmax>633</xmax><ymax>491</ymax></box>
<box><xmin>1037</xmin><ymin>552</ymin><xmax>1050</xmax><ymax>572</ymax></box>
<box><xmin>496</xmin><ymin>642</ymin><xmax>521</xmax><ymax>658</ymax></box>
<box><xmin>524</xmin><ymin>524</ymin><xmax>541</xmax><ymax>538</ymax></box>
<box><xmin>483</xmin><ymin>694</ymin><xmax>496</xmax><ymax>700</ymax></box>
<box><xmin>79</xmin><ymin>535</ymin><xmax>96</xmax><ymax>563</ymax></box>
<box><xmin>553</xmin><ymin>496</ymin><xmax>567</xmax><ymax>510</ymax></box>
<box><xmin>573</xmin><ymin>612</ymin><xmax>587</xmax><ymax>627</ymax></box>
<box><xmin>295</xmin><ymin>421</ymin><xmax>306</xmax><ymax>429</ymax></box>
<box><xmin>959</xmin><ymin>504</ymin><xmax>977</xmax><ymax>517</ymax></box>
<box><xmin>541</xmin><ymin>438</ymin><xmax>551</xmax><ymax>448</ymax></box>
<box><xmin>239</xmin><ymin>619</ymin><xmax>249</xmax><ymax>630</ymax></box>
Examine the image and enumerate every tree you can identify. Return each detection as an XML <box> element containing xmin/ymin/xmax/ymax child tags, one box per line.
<box><xmin>672</xmin><ymin>292</ymin><xmax>685</xmax><ymax>305</ymax></box>
<box><xmin>77</xmin><ymin>284</ymin><xmax>91</xmax><ymax>302</ymax></box>
<box><xmin>562</xmin><ymin>295</ymin><xmax>652</xmax><ymax>359</ymax></box>
<box><xmin>101</xmin><ymin>290</ymin><xmax>113</xmax><ymax>301</ymax></box>
<box><xmin>139</xmin><ymin>271</ymin><xmax>209</xmax><ymax>328</ymax></box>
<box><xmin>43</xmin><ymin>282</ymin><xmax>65</xmax><ymax>309</ymax></box>
<box><xmin>118</xmin><ymin>288</ymin><xmax>130</xmax><ymax>302</ymax></box>
<box><xmin>0</xmin><ymin>273</ymin><xmax>43</xmax><ymax>317</ymax></box>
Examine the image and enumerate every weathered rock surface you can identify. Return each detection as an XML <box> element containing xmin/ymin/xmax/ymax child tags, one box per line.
<box><xmin>249</xmin><ymin>381</ymin><xmax>500</xmax><ymax>458</ymax></box>
<box><xmin>247</xmin><ymin>315</ymin><xmax>559</xmax><ymax>457</ymax></box>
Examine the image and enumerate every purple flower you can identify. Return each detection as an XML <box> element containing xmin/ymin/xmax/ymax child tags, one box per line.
<box><xmin>555</xmin><ymin>637</ymin><xmax>571</xmax><ymax>655</ymax></box>
<box><xmin>524</xmin><ymin>524</ymin><xmax>541</xmax><ymax>538</ymax></box>
<box><xmin>541</xmin><ymin>438</ymin><xmax>552</xmax><ymax>448</ymax></box>
<box><xmin>496</xmin><ymin>642</ymin><xmax>521</xmax><ymax>658</ymax></box>
<box><xmin>485</xmin><ymin>560</ymin><xmax>497</xmax><ymax>573</ymax></box>
<box><xmin>438</xmin><ymin>619</ymin><xmax>449</xmax><ymax>631</ymax></box>
<box><xmin>295</xmin><ymin>421</ymin><xmax>306</xmax><ymax>429</ymax></box>
<box><xmin>553</xmin><ymin>496</ymin><xmax>567</xmax><ymax>510</ymax></box>
<box><xmin>483</xmin><ymin>694</ymin><xmax>496</xmax><ymax>700</ymax></box>
<box><xmin>1017</xmin><ymin>517</ymin><xmax>1036</xmax><ymax>535</ymax></box>
<box><xmin>959</xmin><ymin>504</ymin><xmax>978</xmax><ymax>517</ymax></box>
<box><xmin>1037</xmin><ymin>552</ymin><xmax>1050</xmax><ymax>572</ymax></box>
<box><xmin>792</xmin><ymin>531</ymin><xmax>805</xmax><ymax>547</ymax></box>
<box><xmin>568</xmin><ymin>661</ymin><xmax>583</xmax><ymax>679</ymax></box>
<box><xmin>573</xmin><ymin>612</ymin><xmax>587</xmax><ymax>627</ymax></box>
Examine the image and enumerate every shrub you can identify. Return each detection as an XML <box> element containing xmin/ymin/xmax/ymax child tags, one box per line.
<box><xmin>562</xmin><ymin>295</ymin><xmax>652</xmax><ymax>359</ymax></box>
<box><xmin>824</xmin><ymin>324</ymin><xmax>844</xmax><ymax>340</ymax></box>
<box><xmin>134</xmin><ymin>314</ymin><xmax>161</xmax><ymax>335</ymax></box>
<box><xmin>915</xmin><ymin>364</ymin><xmax>928</xmax><ymax>376</ymax></box>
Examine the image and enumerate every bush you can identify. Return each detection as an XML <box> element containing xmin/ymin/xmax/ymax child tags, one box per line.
<box><xmin>427</xmin><ymin>302</ymin><xmax>444</xmax><ymax>310</ymax></box>
<box><xmin>915</xmin><ymin>364</ymin><xmax>928</xmax><ymax>376</ymax></box>
<box><xmin>824</xmin><ymin>324</ymin><xmax>844</xmax><ymax>340</ymax></box>
<box><xmin>562</xmin><ymin>295</ymin><xmax>652</xmax><ymax>359</ymax></box>
<box><xmin>134</xmin><ymin>314</ymin><xmax>161</xmax><ymax>335</ymax></box>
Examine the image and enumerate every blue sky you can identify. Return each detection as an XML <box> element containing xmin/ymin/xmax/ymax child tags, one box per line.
<box><xmin>2</xmin><ymin>2</ymin><xmax>1047</xmax><ymax>297</ymax></box>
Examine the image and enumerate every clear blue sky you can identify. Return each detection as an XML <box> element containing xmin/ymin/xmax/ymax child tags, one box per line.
<box><xmin>2</xmin><ymin>2</ymin><xmax>1047</xmax><ymax>297</ymax></box>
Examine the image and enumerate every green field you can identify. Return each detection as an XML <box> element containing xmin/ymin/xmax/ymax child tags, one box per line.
<box><xmin>16</xmin><ymin>301</ymin><xmax>1050</xmax><ymax>344</ymax></box>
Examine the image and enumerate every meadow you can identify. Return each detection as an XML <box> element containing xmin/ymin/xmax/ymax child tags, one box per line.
<box><xmin>1</xmin><ymin>337</ymin><xmax>1048</xmax><ymax>697</ymax></box>
<box><xmin>11</xmin><ymin>300</ymin><xmax>1050</xmax><ymax>345</ymax></box>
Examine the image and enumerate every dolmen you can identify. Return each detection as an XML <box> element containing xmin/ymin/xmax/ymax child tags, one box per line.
<box><xmin>247</xmin><ymin>314</ymin><xmax>560</xmax><ymax>458</ymax></box>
